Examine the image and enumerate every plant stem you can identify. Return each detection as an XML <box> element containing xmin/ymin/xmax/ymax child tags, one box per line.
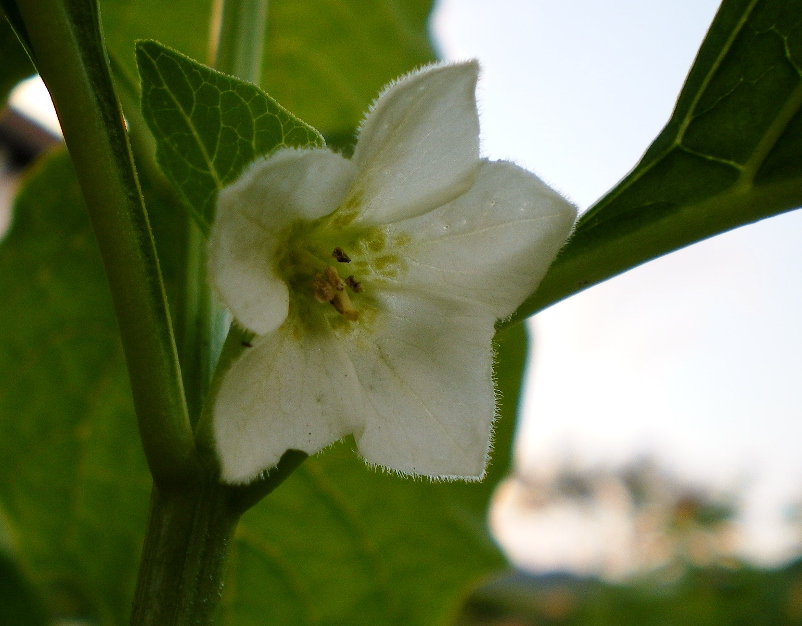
<box><xmin>209</xmin><ymin>0</ymin><xmax>269</xmax><ymax>84</ymax></box>
<box><xmin>129</xmin><ymin>481</ymin><xmax>238</xmax><ymax>626</ymax></box>
<box><xmin>129</xmin><ymin>1</ymin><xmax>280</xmax><ymax>623</ymax></box>
<box><xmin>12</xmin><ymin>0</ymin><xmax>196</xmax><ymax>483</ymax></box>
<box><xmin>181</xmin><ymin>225</ymin><xmax>230</xmax><ymax>425</ymax></box>
<box><xmin>129</xmin><ymin>448</ymin><xmax>305</xmax><ymax>625</ymax></box>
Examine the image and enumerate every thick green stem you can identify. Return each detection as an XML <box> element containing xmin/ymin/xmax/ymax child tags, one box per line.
<box><xmin>126</xmin><ymin>454</ymin><xmax>305</xmax><ymax>626</ymax></box>
<box><xmin>130</xmin><ymin>482</ymin><xmax>239</xmax><ymax>626</ymax></box>
<box><xmin>129</xmin><ymin>449</ymin><xmax>306</xmax><ymax>625</ymax></box>
<box><xmin>13</xmin><ymin>0</ymin><xmax>195</xmax><ymax>483</ymax></box>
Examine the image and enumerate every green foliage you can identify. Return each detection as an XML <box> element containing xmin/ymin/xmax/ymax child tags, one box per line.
<box><xmin>0</xmin><ymin>550</ymin><xmax>48</xmax><ymax>626</ymax></box>
<box><xmin>0</xmin><ymin>151</ymin><xmax>151</xmax><ymax>625</ymax></box>
<box><xmin>98</xmin><ymin>0</ymin><xmax>435</xmax><ymax>141</ymax></box>
<box><xmin>516</xmin><ymin>0</ymin><xmax>802</xmax><ymax>321</ymax></box>
<box><xmin>220</xmin><ymin>325</ymin><xmax>526</xmax><ymax>626</ymax></box>
<box><xmin>259</xmin><ymin>0</ymin><xmax>436</xmax><ymax>137</ymax></box>
<box><xmin>0</xmin><ymin>16</ymin><xmax>33</xmax><ymax>104</ymax></box>
<box><xmin>461</xmin><ymin>561</ymin><xmax>802</xmax><ymax>626</ymax></box>
<box><xmin>137</xmin><ymin>40</ymin><xmax>324</xmax><ymax>234</ymax></box>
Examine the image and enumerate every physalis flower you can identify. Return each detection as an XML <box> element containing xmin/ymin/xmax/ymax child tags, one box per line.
<box><xmin>208</xmin><ymin>61</ymin><xmax>576</xmax><ymax>484</ymax></box>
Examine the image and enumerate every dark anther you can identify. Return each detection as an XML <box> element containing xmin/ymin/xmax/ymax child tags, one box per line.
<box><xmin>332</xmin><ymin>247</ymin><xmax>351</xmax><ymax>263</ymax></box>
<box><xmin>346</xmin><ymin>275</ymin><xmax>363</xmax><ymax>293</ymax></box>
<box><xmin>241</xmin><ymin>341</ymin><xmax>253</xmax><ymax>348</ymax></box>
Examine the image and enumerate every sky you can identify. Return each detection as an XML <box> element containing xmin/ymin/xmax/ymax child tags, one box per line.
<box><xmin>433</xmin><ymin>0</ymin><xmax>802</xmax><ymax>568</ymax></box>
<box><xmin>8</xmin><ymin>0</ymin><xmax>802</xmax><ymax>571</ymax></box>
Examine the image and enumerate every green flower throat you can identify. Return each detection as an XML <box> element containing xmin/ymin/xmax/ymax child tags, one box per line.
<box><xmin>276</xmin><ymin>211</ymin><xmax>412</xmax><ymax>329</ymax></box>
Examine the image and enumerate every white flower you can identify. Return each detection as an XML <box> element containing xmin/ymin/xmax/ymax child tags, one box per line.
<box><xmin>208</xmin><ymin>61</ymin><xmax>576</xmax><ymax>484</ymax></box>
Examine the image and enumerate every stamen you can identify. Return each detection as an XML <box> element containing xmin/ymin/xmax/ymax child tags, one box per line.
<box><xmin>312</xmin><ymin>272</ymin><xmax>337</xmax><ymax>303</ymax></box>
<box><xmin>332</xmin><ymin>247</ymin><xmax>351</xmax><ymax>263</ymax></box>
<box><xmin>324</xmin><ymin>266</ymin><xmax>345</xmax><ymax>290</ymax></box>
<box><xmin>332</xmin><ymin>291</ymin><xmax>359</xmax><ymax>321</ymax></box>
<box><xmin>312</xmin><ymin>266</ymin><xmax>359</xmax><ymax>321</ymax></box>
<box><xmin>345</xmin><ymin>275</ymin><xmax>363</xmax><ymax>293</ymax></box>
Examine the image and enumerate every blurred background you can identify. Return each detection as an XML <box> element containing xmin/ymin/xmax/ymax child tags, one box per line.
<box><xmin>433</xmin><ymin>1</ymin><xmax>802</xmax><ymax>622</ymax></box>
<box><xmin>432</xmin><ymin>0</ymin><xmax>802</xmax><ymax>571</ymax></box>
<box><xmin>3</xmin><ymin>0</ymin><xmax>802</xmax><ymax>624</ymax></box>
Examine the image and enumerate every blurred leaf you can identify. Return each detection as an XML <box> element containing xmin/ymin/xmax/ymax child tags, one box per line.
<box><xmin>136</xmin><ymin>40</ymin><xmax>324</xmax><ymax>234</ymax></box>
<box><xmin>99</xmin><ymin>0</ymin><xmax>213</xmax><ymax>85</ymax></box>
<box><xmin>0</xmin><ymin>150</ymin><xmax>151</xmax><ymax>626</ymax></box>
<box><xmin>0</xmin><ymin>16</ymin><xmax>34</xmax><ymax>104</ymax></box>
<box><xmin>219</xmin><ymin>324</ymin><xmax>527</xmax><ymax>626</ymax></box>
<box><xmin>517</xmin><ymin>0</ymin><xmax>802</xmax><ymax>321</ymax></box>
<box><xmin>0</xmin><ymin>550</ymin><xmax>49</xmax><ymax>626</ymax></box>
<box><xmin>261</xmin><ymin>0</ymin><xmax>436</xmax><ymax>138</ymax></box>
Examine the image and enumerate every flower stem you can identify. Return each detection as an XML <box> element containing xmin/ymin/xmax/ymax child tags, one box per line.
<box><xmin>180</xmin><ymin>225</ymin><xmax>230</xmax><ymax>425</ymax></box>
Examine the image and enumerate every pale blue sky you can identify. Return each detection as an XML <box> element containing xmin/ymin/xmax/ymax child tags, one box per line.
<box><xmin>433</xmin><ymin>0</ymin><xmax>802</xmax><ymax>566</ymax></box>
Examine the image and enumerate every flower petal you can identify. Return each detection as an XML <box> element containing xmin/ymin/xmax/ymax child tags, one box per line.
<box><xmin>385</xmin><ymin>160</ymin><xmax>576</xmax><ymax>319</ymax></box>
<box><xmin>349</xmin><ymin>61</ymin><xmax>481</xmax><ymax>225</ymax></box>
<box><xmin>209</xmin><ymin>148</ymin><xmax>357</xmax><ymax>334</ymax></box>
<box><xmin>213</xmin><ymin>324</ymin><xmax>362</xmax><ymax>484</ymax></box>
<box><xmin>348</xmin><ymin>292</ymin><xmax>496</xmax><ymax>479</ymax></box>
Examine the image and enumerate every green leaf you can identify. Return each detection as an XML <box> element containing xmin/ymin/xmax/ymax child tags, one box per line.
<box><xmin>99</xmin><ymin>0</ymin><xmax>212</xmax><ymax>87</ymax></box>
<box><xmin>136</xmin><ymin>40</ymin><xmax>324</xmax><ymax>234</ymax></box>
<box><xmin>0</xmin><ymin>150</ymin><xmax>151</xmax><ymax>626</ymax></box>
<box><xmin>0</xmin><ymin>550</ymin><xmax>49</xmax><ymax>626</ymax></box>
<box><xmin>219</xmin><ymin>324</ymin><xmax>527</xmax><ymax>626</ymax></box>
<box><xmin>0</xmin><ymin>16</ymin><xmax>34</xmax><ymax>104</ymax></box>
<box><xmin>515</xmin><ymin>0</ymin><xmax>802</xmax><ymax>322</ymax></box>
<box><xmin>260</xmin><ymin>0</ymin><xmax>436</xmax><ymax>139</ymax></box>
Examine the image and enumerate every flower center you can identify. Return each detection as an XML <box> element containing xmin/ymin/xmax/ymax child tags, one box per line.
<box><xmin>311</xmin><ymin>252</ymin><xmax>363</xmax><ymax>321</ymax></box>
<box><xmin>277</xmin><ymin>216</ymin><xmax>410</xmax><ymax>330</ymax></box>
<box><xmin>278</xmin><ymin>231</ymin><xmax>367</xmax><ymax>325</ymax></box>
